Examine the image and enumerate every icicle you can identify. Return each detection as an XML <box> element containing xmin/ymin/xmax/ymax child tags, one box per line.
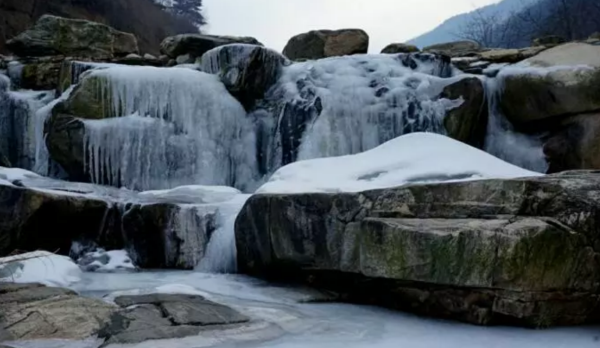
<box><xmin>0</xmin><ymin>88</ymin><xmax>54</xmax><ymax>170</ymax></box>
<box><xmin>80</xmin><ymin>66</ymin><xmax>258</xmax><ymax>192</ymax></box>
<box><xmin>483</xmin><ymin>76</ymin><xmax>548</xmax><ymax>172</ymax></box>
<box><xmin>255</xmin><ymin>54</ymin><xmax>458</xmax><ymax>173</ymax></box>
<box><xmin>197</xmin><ymin>193</ymin><xmax>250</xmax><ymax>273</ymax></box>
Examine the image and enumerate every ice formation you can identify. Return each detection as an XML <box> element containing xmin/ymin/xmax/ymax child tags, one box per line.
<box><xmin>483</xmin><ymin>74</ymin><xmax>548</xmax><ymax>173</ymax></box>
<box><xmin>0</xmin><ymin>88</ymin><xmax>55</xmax><ymax>170</ymax></box>
<box><xmin>80</xmin><ymin>66</ymin><xmax>258</xmax><ymax>191</ymax></box>
<box><xmin>252</xmin><ymin>53</ymin><xmax>463</xmax><ymax>175</ymax></box>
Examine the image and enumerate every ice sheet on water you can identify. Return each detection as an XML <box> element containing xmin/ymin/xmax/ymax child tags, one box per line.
<box><xmin>80</xmin><ymin>66</ymin><xmax>258</xmax><ymax>192</ymax></box>
<box><xmin>258</xmin><ymin>132</ymin><xmax>541</xmax><ymax>194</ymax></box>
<box><xmin>0</xmin><ymin>251</ymin><xmax>82</xmax><ymax>287</ymax></box>
<box><xmin>66</xmin><ymin>272</ymin><xmax>600</xmax><ymax>348</ymax></box>
<box><xmin>139</xmin><ymin>185</ymin><xmax>242</xmax><ymax>204</ymax></box>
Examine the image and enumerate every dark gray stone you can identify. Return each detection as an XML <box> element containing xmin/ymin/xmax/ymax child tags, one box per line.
<box><xmin>235</xmin><ymin>172</ymin><xmax>600</xmax><ymax>327</ymax></box>
<box><xmin>101</xmin><ymin>293</ymin><xmax>249</xmax><ymax>344</ymax></box>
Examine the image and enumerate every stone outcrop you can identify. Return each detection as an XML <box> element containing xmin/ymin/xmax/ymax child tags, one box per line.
<box><xmin>0</xmin><ymin>282</ymin><xmax>117</xmax><ymax>340</ymax></box>
<box><xmin>200</xmin><ymin>44</ymin><xmax>289</xmax><ymax>110</ymax></box>
<box><xmin>0</xmin><ymin>175</ymin><xmax>216</xmax><ymax>269</ymax></box>
<box><xmin>0</xmin><ymin>283</ymin><xmax>248</xmax><ymax>345</ymax></box>
<box><xmin>499</xmin><ymin>43</ymin><xmax>600</xmax><ymax>125</ymax></box>
<box><xmin>283</xmin><ymin>29</ymin><xmax>369</xmax><ymax>61</ymax></box>
<box><xmin>160</xmin><ymin>34</ymin><xmax>263</xmax><ymax>62</ymax></box>
<box><xmin>100</xmin><ymin>293</ymin><xmax>250</xmax><ymax>344</ymax></box>
<box><xmin>381</xmin><ymin>43</ymin><xmax>419</xmax><ymax>54</ymax></box>
<box><xmin>424</xmin><ymin>40</ymin><xmax>481</xmax><ymax>57</ymax></box>
<box><xmin>441</xmin><ymin>77</ymin><xmax>488</xmax><ymax>148</ymax></box>
<box><xmin>235</xmin><ymin>172</ymin><xmax>600</xmax><ymax>327</ymax></box>
<box><xmin>533</xmin><ymin>35</ymin><xmax>566</xmax><ymax>47</ymax></box>
<box><xmin>6</xmin><ymin>15</ymin><xmax>139</xmax><ymax>58</ymax></box>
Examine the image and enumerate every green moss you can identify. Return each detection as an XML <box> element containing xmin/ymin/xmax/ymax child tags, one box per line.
<box><xmin>63</xmin><ymin>75</ymin><xmax>115</xmax><ymax>119</ymax></box>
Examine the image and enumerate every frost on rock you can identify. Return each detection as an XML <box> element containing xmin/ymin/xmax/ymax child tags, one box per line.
<box><xmin>80</xmin><ymin>66</ymin><xmax>259</xmax><ymax>192</ymax></box>
<box><xmin>252</xmin><ymin>53</ymin><xmax>462</xmax><ymax>176</ymax></box>
<box><xmin>257</xmin><ymin>132</ymin><xmax>541</xmax><ymax>194</ymax></box>
<box><xmin>0</xmin><ymin>251</ymin><xmax>82</xmax><ymax>287</ymax></box>
<box><xmin>77</xmin><ymin>249</ymin><xmax>137</xmax><ymax>273</ymax></box>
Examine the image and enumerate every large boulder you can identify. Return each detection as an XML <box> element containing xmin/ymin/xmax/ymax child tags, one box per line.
<box><xmin>200</xmin><ymin>44</ymin><xmax>289</xmax><ymax>110</ymax></box>
<box><xmin>499</xmin><ymin>42</ymin><xmax>600</xmax><ymax>125</ymax></box>
<box><xmin>441</xmin><ymin>77</ymin><xmax>488</xmax><ymax>148</ymax></box>
<box><xmin>283</xmin><ymin>29</ymin><xmax>369</xmax><ymax>61</ymax></box>
<box><xmin>543</xmin><ymin>113</ymin><xmax>600</xmax><ymax>173</ymax></box>
<box><xmin>381</xmin><ymin>43</ymin><xmax>419</xmax><ymax>54</ymax></box>
<box><xmin>0</xmin><ymin>282</ymin><xmax>117</xmax><ymax>340</ymax></box>
<box><xmin>160</xmin><ymin>34</ymin><xmax>263</xmax><ymax>61</ymax></box>
<box><xmin>423</xmin><ymin>40</ymin><xmax>481</xmax><ymax>57</ymax></box>
<box><xmin>6</xmin><ymin>15</ymin><xmax>139</xmax><ymax>58</ymax></box>
<box><xmin>0</xmin><ymin>171</ymin><xmax>216</xmax><ymax>269</ymax></box>
<box><xmin>235</xmin><ymin>172</ymin><xmax>600</xmax><ymax>327</ymax></box>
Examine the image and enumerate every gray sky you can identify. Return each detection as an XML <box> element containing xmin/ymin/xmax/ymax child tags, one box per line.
<box><xmin>203</xmin><ymin>0</ymin><xmax>500</xmax><ymax>53</ymax></box>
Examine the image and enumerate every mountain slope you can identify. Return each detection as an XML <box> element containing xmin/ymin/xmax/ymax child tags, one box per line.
<box><xmin>408</xmin><ymin>0</ymin><xmax>539</xmax><ymax>48</ymax></box>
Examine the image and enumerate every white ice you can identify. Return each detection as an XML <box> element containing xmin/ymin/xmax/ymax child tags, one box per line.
<box><xmin>258</xmin><ymin>132</ymin><xmax>541</xmax><ymax>194</ymax></box>
<box><xmin>0</xmin><ymin>251</ymin><xmax>82</xmax><ymax>287</ymax></box>
<box><xmin>257</xmin><ymin>53</ymin><xmax>463</xmax><ymax>175</ymax></box>
<box><xmin>80</xmin><ymin>66</ymin><xmax>258</xmax><ymax>192</ymax></box>
<box><xmin>63</xmin><ymin>272</ymin><xmax>600</xmax><ymax>348</ymax></box>
<box><xmin>139</xmin><ymin>185</ymin><xmax>242</xmax><ymax>204</ymax></box>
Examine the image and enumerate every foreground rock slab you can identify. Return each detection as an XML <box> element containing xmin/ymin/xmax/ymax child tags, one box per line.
<box><xmin>235</xmin><ymin>172</ymin><xmax>600</xmax><ymax>327</ymax></box>
<box><xmin>100</xmin><ymin>293</ymin><xmax>250</xmax><ymax>344</ymax></box>
<box><xmin>0</xmin><ymin>282</ymin><xmax>116</xmax><ymax>340</ymax></box>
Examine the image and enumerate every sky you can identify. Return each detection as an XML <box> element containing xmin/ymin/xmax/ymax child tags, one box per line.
<box><xmin>202</xmin><ymin>0</ymin><xmax>500</xmax><ymax>53</ymax></box>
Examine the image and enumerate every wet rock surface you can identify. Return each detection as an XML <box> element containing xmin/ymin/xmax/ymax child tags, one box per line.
<box><xmin>236</xmin><ymin>172</ymin><xmax>600</xmax><ymax>327</ymax></box>
<box><xmin>100</xmin><ymin>293</ymin><xmax>250</xmax><ymax>344</ymax></box>
<box><xmin>0</xmin><ymin>282</ymin><xmax>116</xmax><ymax>340</ymax></box>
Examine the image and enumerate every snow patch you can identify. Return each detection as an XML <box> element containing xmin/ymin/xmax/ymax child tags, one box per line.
<box><xmin>0</xmin><ymin>251</ymin><xmax>82</xmax><ymax>287</ymax></box>
<box><xmin>258</xmin><ymin>132</ymin><xmax>541</xmax><ymax>194</ymax></box>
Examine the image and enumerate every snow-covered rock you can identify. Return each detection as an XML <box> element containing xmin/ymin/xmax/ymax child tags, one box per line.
<box><xmin>0</xmin><ymin>251</ymin><xmax>82</xmax><ymax>287</ymax></box>
<box><xmin>77</xmin><ymin>249</ymin><xmax>136</xmax><ymax>273</ymax></box>
<box><xmin>257</xmin><ymin>132</ymin><xmax>541</xmax><ymax>194</ymax></box>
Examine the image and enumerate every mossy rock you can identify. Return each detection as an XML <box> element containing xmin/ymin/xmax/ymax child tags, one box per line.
<box><xmin>236</xmin><ymin>173</ymin><xmax>600</xmax><ymax>326</ymax></box>
<box><xmin>7</xmin><ymin>15</ymin><xmax>138</xmax><ymax>58</ymax></box>
<box><xmin>500</xmin><ymin>68</ymin><xmax>600</xmax><ymax>125</ymax></box>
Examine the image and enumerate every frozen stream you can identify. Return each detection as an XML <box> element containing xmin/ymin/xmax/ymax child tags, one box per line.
<box><xmin>10</xmin><ymin>271</ymin><xmax>597</xmax><ymax>348</ymax></box>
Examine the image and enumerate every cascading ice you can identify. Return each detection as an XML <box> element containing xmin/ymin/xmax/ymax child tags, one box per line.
<box><xmin>80</xmin><ymin>66</ymin><xmax>258</xmax><ymax>192</ymax></box>
<box><xmin>0</xmin><ymin>86</ymin><xmax>54</xmax><ymax>170</ymax></box>
<box><xmin>252</xmin><ymin>53</ymin><xmax>461</xmax><ymax>174</ymax></box>
<box><xmin>483</xmin><ymin>73</ymin><xmax>548</xmax><ymax>173</ymax></box>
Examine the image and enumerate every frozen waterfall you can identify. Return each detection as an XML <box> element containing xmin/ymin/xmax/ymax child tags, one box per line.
<box><xmin>0</xmin><ymin>84</ymin><xmax>54</xmax><ymax>171</ymax></box>
<box><xmin>80</xmin><ymin>66</ymin><xmax>259</xmax><ymax>192</ymax></box>
<box><xmin>483</xmin><ymin>75</ymin><xmax>548</xmax><ymax>173</ymax></box>
<box><xmin>253</xmin><ymin>53</ymin><xmax>462</xmax><ymax>174</ymax></box>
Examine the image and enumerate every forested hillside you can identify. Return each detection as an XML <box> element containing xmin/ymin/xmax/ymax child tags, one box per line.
<box><xmin>0</xmin><ymin>0</ymin><xmax>204</xmax><ymax>55</ymax></box>
<box><xmin>458</xmin><ymin>0</ymin><xmax>600</xmax><ymax>48</ymax></box>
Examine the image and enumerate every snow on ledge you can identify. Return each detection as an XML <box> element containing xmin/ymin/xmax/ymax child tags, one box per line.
<box><xmin>0</xmin><ymin>251</ymin><xmax>82</xmax><ymax>287</ymax></box>
<box><xmin>257</xmin><ymin>132</ymin><xmax>542</xmax><ymax>194</ymax></box>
